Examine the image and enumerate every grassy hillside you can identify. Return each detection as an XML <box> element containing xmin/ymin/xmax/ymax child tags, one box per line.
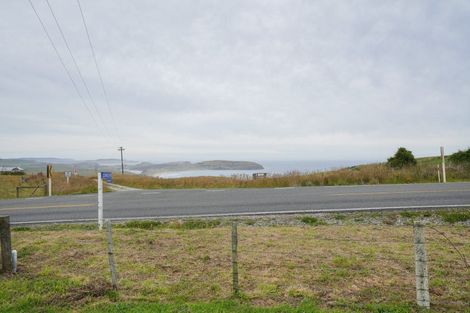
<box><xmin>113</xmin><ymin>158</ymin><xmax>470</xmax><ymax>190</ymax></box>
<box><xmin>2</xmin><ymin>211</ymin><xmax>469</xmax><ymax>312</ymax></box>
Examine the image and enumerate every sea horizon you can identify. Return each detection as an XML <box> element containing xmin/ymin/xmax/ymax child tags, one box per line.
<box><xmin>154</xmin><ymin>159</ymin><xmax>373</xmax><ymax>178</ymax></box>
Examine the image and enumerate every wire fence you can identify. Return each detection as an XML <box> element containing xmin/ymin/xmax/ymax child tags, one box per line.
<box><xmin>113</xmin><ymin>222</ymin><xmax>469</xmax><ymax>310</ymax></box>
<box><xmin>3</xmin><ymin>220</ymin><xmax>470</xmax><ymax>311</ymax></box>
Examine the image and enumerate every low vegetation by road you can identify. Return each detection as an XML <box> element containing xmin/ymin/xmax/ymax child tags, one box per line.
<box><xmin>1</xmin><ymin>210</ymin><xmax>469</xmax><ymax>313</ymax></box>
<box><xmin>113</xmin><ymin>160</ymin><xmax>470</xmax><ymax>190</ymax></box>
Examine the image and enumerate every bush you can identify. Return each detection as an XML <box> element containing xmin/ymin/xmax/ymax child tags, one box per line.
<box><xmin>449</xmin><ymin>148</ymin><xmax>470</xmax><ymax>165</ymax></box>
<box><xmin>300</xmin><ymin>216</ymin><xmax>324</xmax><ymax>226</ymax></box>
<box><xmin>387</xmin><ymin>147</ymin><xmax>417</xmax><ymax>169</ymax></box>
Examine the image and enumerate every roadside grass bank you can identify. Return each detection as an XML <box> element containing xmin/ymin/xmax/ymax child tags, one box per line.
<box><xmin>0</xmin><ymin>173</ymin><xmax>100</xmax><ymax>200</ymax></box>
<box><xmin>112</xmin><ymin>162</ymin><xmax>470</xmax><ymax>190</ymax></box>
<box><xmin>2</xmin><ymin>209</ymin><xmax>469</xmax><ymax>313</ymax></box>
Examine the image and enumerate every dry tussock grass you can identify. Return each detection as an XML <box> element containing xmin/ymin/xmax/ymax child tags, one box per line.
<box><xmin>113</xmin><ymin>163</ymin><xmax>470</xmax><ymax>190</ymax></box>
<box><xmin>0</xmin><ymin>172</ymin><xmax>97</xmax><ymax>199</ymax></box>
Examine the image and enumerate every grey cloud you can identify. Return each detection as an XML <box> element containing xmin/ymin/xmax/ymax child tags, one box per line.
<box><xmin>1</xmin><ymin>0</ymin><xmax>469</xmax><ymax>161</ymax></box>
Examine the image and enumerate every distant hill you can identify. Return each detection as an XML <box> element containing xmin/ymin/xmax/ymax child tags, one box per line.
<box><xmin>132</xmin><ymin>160</ymin><xmax>264</xmax><ymax>176</ymax></box>
<box><xmin>0</xmin><ymin>158</ymin><xmax>264</xmax><ymax>176</ymax></box>
<box><xmin>196</xmin><ymin>160</ymin><xmax>263</xmax><ymax>170</ymax></box>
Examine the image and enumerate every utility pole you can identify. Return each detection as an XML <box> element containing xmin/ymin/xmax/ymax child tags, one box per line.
<box><xmin>118</xmin><ymin>147</ymin><xmax>125</xmax><ymax>174</ymax></box>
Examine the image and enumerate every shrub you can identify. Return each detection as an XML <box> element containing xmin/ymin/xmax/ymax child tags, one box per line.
<box><xmin>449</xmin><ymin>148</ymin><xmax>470</xmax><ymax>165</ymax></box>
<box><xmin>300</xmin><ymin>216</ymin><xmax>324</xmax><ymax>226</ymax></box>
<box><xmin>387</xmin><ymin>147</ymin><xmax>417</xmax><ymax>169</ymax></box>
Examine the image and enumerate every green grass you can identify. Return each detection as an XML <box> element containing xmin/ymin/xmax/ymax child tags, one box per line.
<box><xmin>118</xmin><ymin>220</ymin><xmax>163</xmax><ymax>230</ymax></box>
<box><xmin>0</xmin><ymin>299</ymin><xmax>422</xmax><ymax>313</ymax></box>
<box><xmin>115</xmin><ymin>219</ymin><xmax>222</xmax><ymax>230</ymax></box>
<box><xmin>399</xmin><ymin>211</ymin><xmax>432</xmax><ymax>219</ymax></box>
<box><xmin>437</xmin><ymin>211</ymin><xmax>470</xmax><ymax>223</ymax></box>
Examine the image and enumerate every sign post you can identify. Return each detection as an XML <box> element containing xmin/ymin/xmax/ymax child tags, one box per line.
<box><xmin>64</xmin><ymin>171</ymin><xmax>72</xmax><ymax>184</ymax></box>
<box><xmin>101</xmin><ymin>172</ymin><xmax>112</xmax><ymax>184</ymax></box>
<box><xmin>98</xmin><ymin>172</ymin><xmax>103</xmax><ymax>230</ymax></box>
<box><xmin>46</xmin><ymin>164</ymin><xmax>53</xmax><ymax>197</ymax></box>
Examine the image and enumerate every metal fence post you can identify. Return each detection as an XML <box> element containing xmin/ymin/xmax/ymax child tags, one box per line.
<box><xmin>413</xmin><ymin>222</ymin><xmax>430</xmax><ymax>309</ymax></box>
<box><xmin>106</xmin><ymin>220</ymin><xmax>118</xmax><ymax>290</ymax></box>
<box><xmin>231</xmin><ymin>222</ymin><xmax>240</xmax><ymax>296</ymax></box>
<box><xmin>0</xmin><ymin>216</ymin><xmax>13</xmax><ymax>273</ymax></box>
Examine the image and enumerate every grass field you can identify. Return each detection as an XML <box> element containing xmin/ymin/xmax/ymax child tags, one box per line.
<box><xmin>1</xmin><ymin>210</ymin><xmax>469</xmax><ymax>313</ymax></box>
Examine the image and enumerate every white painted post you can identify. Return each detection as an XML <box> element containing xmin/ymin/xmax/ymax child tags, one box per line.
<box><xmin>413</xmin><ymin>222</ymin><xmax>430</xmax><ymax>309</ymax></box>
<box><xmin>440</xmin><ymin>146</ymin><xmax>446</xmax><ymax>183</ymax></box>
<box><xmin>48</xmin><ymin>177</ymin><xmax>52</xmax><ymax>197</ymax></box>
<box><xmin>66</xmin><ymin>176</ymin><xmax>69</xmax><ymax>184</ymax></box>
<box><xmin>11</xmin><ymin>250</ymin><xmax>17</xmax><ymax>274</ymax></box>
<box><xmin>436</xmin><ymin>165</ymin><xmax>441</xmax><ymax>183</ymax></box>
<box><xmin>98</xmin><ymin>172</ymin><xmax>103</xmax><ymax>230</ymax></box>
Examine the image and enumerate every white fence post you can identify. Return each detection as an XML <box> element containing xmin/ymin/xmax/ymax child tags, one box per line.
<box><xmin>414</xmin><ymin>222</ymin><xmax>430</xmax><ymax>309</ymax></box>
<box><xmin>98</xmin><ymin>172</ymin><xmax>103</xmax><ymax>230</ymax></box>
<box><xmin>436</xmin><ymin>165</ymin><xmax>441</xmax><ymax>183</ymax></box>
<box><xmin>440</xmin><ymin>146</ymin><xmax>446</xmax><ymax>183</ymax></box>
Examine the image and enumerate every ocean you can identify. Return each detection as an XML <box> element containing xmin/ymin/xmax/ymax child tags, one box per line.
<box><xmin>156</xmin><ymin>160</ymin><xmax>367</xmax><ymax>178</ymax></box>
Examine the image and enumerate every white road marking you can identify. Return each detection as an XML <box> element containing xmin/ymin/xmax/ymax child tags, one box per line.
<box><xmin>205</xmin><ymin>189</ymin><xmax>225</xmax><ymax>192</ymax></box>
<box><xmin>331</xmin><ymin>189</ymin><xmax>470</xmax><ymax>196</ymax></box>
<box><xmin>10</xmin><ymin>203</ymin><xmax>470</xmax><ymax>225</ymax></box>
<box><xmin>274</xmin><ymin>187</ymin><xmax>295</xmax><ymax>190</ymax></box>
<box><xmin>141</xmin><ymin>192</ymin><xmax>161</xmax><ymax>195</ymax></box>
<box><xmin>0</xmin><ymin>203</ymin><xmax>94</xmax><ymax>212</ymax></box>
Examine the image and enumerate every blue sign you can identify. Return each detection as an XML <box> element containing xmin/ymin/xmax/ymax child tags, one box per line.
<box><xmin>101</xmin><ymin>172</ymin><xmax>112</xmax><ymax>183</ymax></box>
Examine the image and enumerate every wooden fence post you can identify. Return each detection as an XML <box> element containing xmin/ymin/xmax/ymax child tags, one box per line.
<box><xmin>231</xmin><ymin>222</ymin><xmax>240</xmax><ymax>296</ymax></box>
<box><xmin>106</xmin><ymin>220</ymin><xmax>118</xmax><ymax>290</ymax></box>
<box><xmin>413</xmin><ymin>222</ymin><xmax>430</xmax><ymax>309</ymax></box>
<box><xmin>0</xmin><ymin>216</ymin><xmax>13</xmax><ymax>273</ymax></box>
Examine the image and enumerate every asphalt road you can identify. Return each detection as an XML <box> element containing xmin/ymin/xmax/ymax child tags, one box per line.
<box><xmin>1</xmin><ymin>182</ymin><xmax>470</xmax><ymax>224</ymax></box>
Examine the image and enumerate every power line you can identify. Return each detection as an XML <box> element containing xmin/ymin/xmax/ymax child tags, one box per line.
<box><xmin>43</xmin><ymin>0</ymin><xmax>116</xmax><ymax>144</ymax></box>
<box><xmin>27</xmin><ymin>0</ymin><xmax>107</xmax><ymax>140</ymax></box>
<box><xmin>76</xmin><ymin>0</ymin><xmax>122</xmax><ymax>143</ymax></box>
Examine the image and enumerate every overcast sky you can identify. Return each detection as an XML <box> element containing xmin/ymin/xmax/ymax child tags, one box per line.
<box><xmin>1</xmin><ymin>0</ymin><xmax>469</xmax><ymax>162</ymax></box>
